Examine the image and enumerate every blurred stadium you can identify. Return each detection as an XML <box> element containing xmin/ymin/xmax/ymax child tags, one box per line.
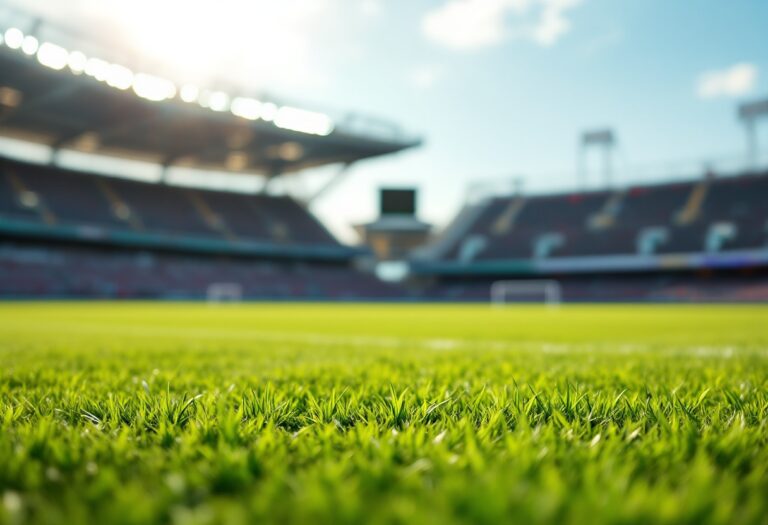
<box><xmin>0</xmin><ymin>3</ymin><xmax>766</xmax><ymax>304</ymax></box>
<box><xmin>1</xmin><ymin>3</ymin><xmax>768</xmax><ymax>525</ymax></box>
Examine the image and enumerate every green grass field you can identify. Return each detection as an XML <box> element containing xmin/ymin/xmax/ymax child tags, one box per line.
<box><xmin>1</xmin><ymin>303</ymin><xmax>767</xmax><ymax>525</ymax></box>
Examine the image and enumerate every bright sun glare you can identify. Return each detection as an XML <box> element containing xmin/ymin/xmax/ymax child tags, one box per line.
<box><xmin>112</xmin><ymin>0</ymin><xmax>331</xmax><ymax>87</ymax></box>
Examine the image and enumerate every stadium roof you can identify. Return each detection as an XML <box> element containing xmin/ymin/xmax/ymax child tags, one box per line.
<box><xmin>0</xmin><ymin>26</ymin><xmax>421</xmax><ymax>177</ymax></box>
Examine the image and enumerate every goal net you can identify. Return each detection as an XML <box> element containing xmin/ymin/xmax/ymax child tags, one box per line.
<box><xmin>490</xmin><ymin>279</ymin><xmax>562</xmax><ymax>307</ymax></box>
<box><xmin>206</xmin><ymin>283</ymin><xmax>243</xmax><ymax>304</ymax></box>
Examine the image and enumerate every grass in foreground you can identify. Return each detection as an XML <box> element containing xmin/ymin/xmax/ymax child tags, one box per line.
<box><xmin>0</xmin><ymin>303</ymin><xmax>767</xmax><ymax>525</ymax></box>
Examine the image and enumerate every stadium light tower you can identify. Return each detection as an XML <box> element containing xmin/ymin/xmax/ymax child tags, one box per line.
<box><xmin>578</xmin><ymin>129</ymin><xmax>616</xmax><ymax>190</ymax></box>
<box><xmin>738</xmin><ymin>98</ymin><xmax>768</xmax><ymax>169</ymax></box>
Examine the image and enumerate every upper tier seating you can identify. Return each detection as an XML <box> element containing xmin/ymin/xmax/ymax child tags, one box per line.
<box><xmin>0</xmin><ymin>168</ymin><xmax>40</xmax><ymax>222</ymax></box>
<box><xmin>658</xmin><ymin>174</ymin><xmax>768</xmax><ymax>253</ymax></box>
<box><xmin>0</xmin><ymin>158</ymin><xmax>339</xmax><ymax>246</ymax></box>
<box><xmin>437</xmin><ymin>170</ymin><xmax>768</xmax><ymax>261</ymax></box>
<box><xmin>105</xmin><ymin>178</ymin><xmax>214</xmax><ymax>236</ymax></box>
<box><xmin>4</xmin><ymin>162</ymin><xmax>125</xmax><ymax>228</ymax></box>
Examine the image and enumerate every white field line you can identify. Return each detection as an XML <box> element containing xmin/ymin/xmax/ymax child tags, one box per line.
<box><xmin>1</xmin><ymin>318</ymin><xmax>619</xmax><ymax>352</ymax></box>
<box><xmin>1</xmin><ymin>319</ymin><xmax>758</xmax><ymax>357</ymax></box>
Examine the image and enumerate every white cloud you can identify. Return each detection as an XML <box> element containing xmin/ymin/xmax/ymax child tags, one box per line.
<box><xmin>532</xmin><ymin>0</ymin><xmax>581</xmax><ymax>47</ymax></box>
<box><xmin>422</xmin><ymin>0</ymin><xmax>583</xmax><ymax>51</ymax></box>
<box><xmin>422</xmin><ymin>0</ymin><xmax>528</xmax><ymax>51</ymax></box>
<box><xmin>697</xmin><ymin>63</ymin><xmax>758</xmax><ymax>99</ymax></box>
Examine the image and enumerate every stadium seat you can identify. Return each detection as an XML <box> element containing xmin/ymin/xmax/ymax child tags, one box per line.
<box><xmin>433</xmin><ymin>171</ymin><xmax>768</xmax><ymax>261</ymax></box>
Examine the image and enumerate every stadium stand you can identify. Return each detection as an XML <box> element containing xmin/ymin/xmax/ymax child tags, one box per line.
<box><xmin>410</xmin><ymin>168</ymin><xmax>768</xmax><ymax>303</ymax></box>
<box><xmin>430</xmin><ymin>170</ymin><xmax>768</xmax><ymax>261</ymax></box>
<box><xmin>0</xmin><ymin>156</ymin><xmax>406</xmax><ymax>299</ymax></box>
<box><xmin>0</xmin><ymin>14</ymin><xmax>765</xmax><ymax>303</ymax></box>
<box><xmin>0</xmin><ymin>16</ymin><xmax>425</xmax><ymax>302</ymax></box>
<box><xmin>0</xmin><ymin>241</ymin><xmax>402</xmax><ymax>299</ymax></box>
<box><xmin>4</xmin><ymin>156</ymin><xmax>767</xmax><ymax>302</ymax></box>
<box><xmin>0</xmin><ymin>167</ymin><xmax>41</xmax><ymax>222</ymax></box>
<box><xmin>0</xmin><ymin>158</ymin><xmax>339</xmax><ymax>246</ymax></box>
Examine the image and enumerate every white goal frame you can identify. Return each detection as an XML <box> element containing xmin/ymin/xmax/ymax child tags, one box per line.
<box><xmin>206</xmin><ymin>283</ymin><xmax>243</xmax><ymax>303</ymax></box>
<box><xmin>490</xmin><ymin>279</ymin><xmax>562</xmax><ymax>307</ymax></box>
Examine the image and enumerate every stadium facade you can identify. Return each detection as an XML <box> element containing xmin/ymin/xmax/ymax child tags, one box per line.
<box><xmin>411</xmin><ymin>169</ymin><xmax>768</xmax><ymax>302</ymax></box>
<box><xmin>0</xmin><ymin>16</ymin><xmax>419</xmax><ymax>300</ymax></box>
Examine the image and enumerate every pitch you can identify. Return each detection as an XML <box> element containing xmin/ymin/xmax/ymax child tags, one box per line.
<box><xmin>1</xmin><ymin>303</ymin><xmax>767</xmax><ymax>524</ymax></box>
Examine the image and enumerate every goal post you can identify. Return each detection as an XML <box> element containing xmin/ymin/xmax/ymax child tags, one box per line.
<box><xmin>490</xmin><ymin>279</ymin><xmax>562</xmax><ymax>307</ymax></box>
<box><xmin>206</xmin><ymin>283</ymin><xmax>243</xmax><ymax>303</ymax></box>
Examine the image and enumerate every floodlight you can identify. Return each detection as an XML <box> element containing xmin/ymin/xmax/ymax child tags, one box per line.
<box><xmin>738</xmin><ymin>99</ymin><xmax>768</xmax><ymax>120</ymax></box>
<box><xmin>180</xmin><ymin>84</ymin><xmax>199</xmax><ymax>103</ymax></box>
<box><xmin>132</xmin><ymin>73</ymin><xmax>176</xmax><ymax>102</ymax></box>
<box><xmin>37</xmin><ymin>43</ymin><xmax>69</xmax><ymax>71</ymax></box>
<box><xmin>106</xmin><ymin>64</ymin><xmax>134</xmax><ymax>90</ymax></box>
<box><xmin>4</xmin><ymin>28</ymin><xmax>23</xmax><ymax>50</ymax></box>
<box><xmin>274</xmin><ymin>106</ymin><xmax>334</xmax><ymax>136</ymax></box>
<box><xmin>68</xmin><ymin>51</ymin><xmax>87</xmax><ymax>73</ymax></box>
<box><xmin>231</xmin><ymin>97</ymin><xmax>262</xmax><ymax>120</ymax></box>
<box><xmin>21</xmin><ymin>35</ymin><xmax>39</xmax><ymax>56</ymax></box>
<box><xmin>578</xmin><ymin>128</ymin><xmax>617</xmax><ymax>188</ymax></box>
<box><xmin>738</xmin><ymin>98</ymin><xmax>768</xmax><ymax>168</ymax></box>
<box><xmin>85</xmin><ymin>58</ymin><xmax>110</xmax><ymax>81</ymax></box>
<box><xmin>207</xmin><ymin>91</ymin><xmax>230</xmax><ymax>112</ymax></box>
<box><xmin>259</xmin><ymin>102</ymin><xmax>278</xmax><ymax>122</ymax></box>
<box><xmin>581</xmin><ymin>129</ymin><xmax>615</xmax><ymax>146</ymax></box>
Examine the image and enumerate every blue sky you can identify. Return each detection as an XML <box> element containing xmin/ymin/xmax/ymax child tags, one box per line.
<box><xmin>8</xmin><ymin>0</ymin><xmax>768</xmax><ymax>241</ymax></box>
<box><xmin>310</xmin><ymin>0</ymin><xmax>768</xmax><ymax>241</ymax></box>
